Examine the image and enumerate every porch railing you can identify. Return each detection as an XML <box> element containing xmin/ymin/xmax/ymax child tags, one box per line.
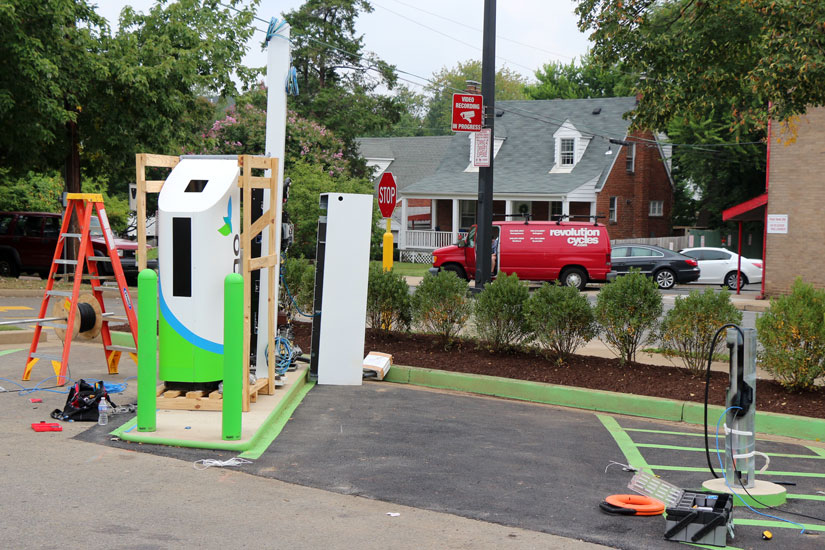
<box><xmin>399</xmin><ymin>230</ymin><xmax>466</xmax><ymax>250</ymax></box>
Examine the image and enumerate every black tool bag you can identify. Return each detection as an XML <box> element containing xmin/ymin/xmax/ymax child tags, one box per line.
<box><xmin>51</xmin><ymin>379</ymin><xmax>115</xmax><ymax>422</ymax></box>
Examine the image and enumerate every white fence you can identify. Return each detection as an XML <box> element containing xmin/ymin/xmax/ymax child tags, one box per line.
<box><xmin>399</xmin><ymin>230</ymin><xmax>466</xmax><ymax>251</ymax></box>
<box><xmin>611</xmin><ymin>235</ymin><xmax>691</xmax><ymax>251</ymax></box>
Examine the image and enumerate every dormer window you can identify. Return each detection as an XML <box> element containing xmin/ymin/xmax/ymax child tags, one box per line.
<box><xmin>560</xmin><ymin>138</ymin><xmax>575</xmax><ymax>166</ymax></box>
<box><xmin>550</xmin><ymin>119</ymin><xmax>590</xmax><ymax>174</ymax></box>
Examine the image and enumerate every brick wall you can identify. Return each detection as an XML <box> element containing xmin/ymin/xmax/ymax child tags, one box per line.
<box><xmin>766</xmin><ymin>106</ymin><xmax>825</xmax><ymax>295</ymax></box>
<box><xmin>596</xmin><ymin>131</ymin><xmax>673</xmax><ymax>239</ymax></box>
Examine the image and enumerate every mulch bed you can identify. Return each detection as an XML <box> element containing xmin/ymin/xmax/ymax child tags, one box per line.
<box><xmin>291</xmin><ymin>323</ymin><xmax>825</xmax><ymax>420</ymax></box>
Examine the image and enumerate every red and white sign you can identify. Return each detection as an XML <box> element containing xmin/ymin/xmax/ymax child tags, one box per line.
<box><xmin>377</xmin><ymin>172</ymin><xmax>397</xmax><ymax>218</ymax></box>
<box><xmin>473</xmin><ymin>128</ymin><xmax>492</xmax><ymax>167</ymax></box>
<box><xmin>451</xmin><ymin>93</ymin><xmax>483</xmax><ymax>132</ymax></box>
<box><xmin>767</xmin><ymin>214</ymin><xmax>788</xmax><ymax>234</ymax></box>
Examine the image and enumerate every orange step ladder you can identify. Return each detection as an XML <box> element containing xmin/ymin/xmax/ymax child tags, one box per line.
<box><xmin>24</xmin><ymin>193</ymin><xmax>138</xmax><ymax>384</ymax></box>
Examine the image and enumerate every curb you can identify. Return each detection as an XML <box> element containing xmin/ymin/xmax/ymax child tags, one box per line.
<box><xmin>384</xmin><ymin>365</ymin><xmax>824</xmax><ymax>442</ymax></box>
<box><xmin>0</xmin><ymin>329</ymin><xmax>47</xmax><ymax>345</ymax></box>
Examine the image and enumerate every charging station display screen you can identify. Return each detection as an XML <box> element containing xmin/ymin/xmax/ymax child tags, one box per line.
<box><xmin>184</xmin><ymin>179</ymin><xmax>208</xmax><ymax>193</ymax></box>
<box><xmin>172</xmin><ymin>217</ymin><xmax>192</xmax><ymax>297</ymax></box>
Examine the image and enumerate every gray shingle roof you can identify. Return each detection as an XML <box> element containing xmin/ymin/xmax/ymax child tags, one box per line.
<box><xmin>357</xmin><ymin>136</ymin><xmax>453</xmax><ymax>191</ymax></box>
<box><xmin>394</xmin><ymin>97</ymin><xmax>637</xmax><ymax>197</ymax></box>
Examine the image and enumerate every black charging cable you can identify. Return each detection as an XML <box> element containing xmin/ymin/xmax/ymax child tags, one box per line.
<box><xmin>704</xmin><ymin>324</ymin><xmax>744</xmax><ymax>479</ymax></box>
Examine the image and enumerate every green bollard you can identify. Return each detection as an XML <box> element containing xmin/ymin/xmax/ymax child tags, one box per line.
<box><xmin>137</xmin><ymin>269</ymin><xmax>158</xmax><ymax>432</ymax></box>
<box><xmin>222</xmin><ymin>273</ymin><xmax>243</xmax><ymax>441</ymax></box>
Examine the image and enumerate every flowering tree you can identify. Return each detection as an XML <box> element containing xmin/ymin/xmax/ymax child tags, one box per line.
<box><xmin>188</xmin><ymin>86</ymin><xmax>350</xmax><ymax>177</ymax></box>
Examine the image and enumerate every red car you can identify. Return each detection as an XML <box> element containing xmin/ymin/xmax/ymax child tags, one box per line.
<box><xmin>0</xmin><ymin>211</ymin><xmax>154</xmax><ymax>283</ymax></box>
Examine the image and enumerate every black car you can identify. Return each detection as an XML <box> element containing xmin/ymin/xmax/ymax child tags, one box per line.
<box><xmin>610</xmin><ymin>244</ymin><xmax>700</xmax><ymax>289</ymax></box>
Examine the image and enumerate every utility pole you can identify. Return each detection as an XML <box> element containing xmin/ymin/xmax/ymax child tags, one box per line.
<box><xmin>475</xmin><ymin>0</ymin><xmax>496</xmax><ymax>289</ymax></box>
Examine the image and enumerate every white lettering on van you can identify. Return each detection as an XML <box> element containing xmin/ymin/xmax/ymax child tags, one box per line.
<box><xmin>547</xmin><ymin>227</ymin><xmax>601</xmax><ymax>247</ymax></box>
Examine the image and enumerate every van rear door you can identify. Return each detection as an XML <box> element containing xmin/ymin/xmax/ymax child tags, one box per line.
<box><xmin>500</xmin><ymin>224</ymin><xmax>548</xmax><ymax>279</ymax></box>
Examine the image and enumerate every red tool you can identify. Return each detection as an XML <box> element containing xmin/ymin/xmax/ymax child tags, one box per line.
<box><xmin>31</xmin><ymin>422</ymin><xmax>62</xmax><ymax>432</ymax></box>
<box><xmin>29</xmin><ymin>398</ymin><xmax>42</xmax><ymax>403</ymax></box>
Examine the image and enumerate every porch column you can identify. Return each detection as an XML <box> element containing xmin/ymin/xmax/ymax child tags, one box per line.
<box><xmin>590</xmin><ymin>201</ymin><xmax>597</xmax><ymax>219</ymax></box>
<box><xmin>505</xmin><ymin>200</ymin><xmax>513</xmax><ymax>219</ymax></box>
<box><xmin>562</xmin><ymin>198</ymin><xmax>570</xmax><ymax>218</ymax></box>
<box><xmin>431</xmin><ymin>199</ymin><xmax>438</xmax><ymax>230</ymax></box>
<box><xmin>400</xmin><ymin>198</ymin><xmax>408</xmax><ymax>249</ymax></box>
<box><xmin>451</xmin><ymin>199</ymin><xmax>459</xmax><ymax>243</ymax></box>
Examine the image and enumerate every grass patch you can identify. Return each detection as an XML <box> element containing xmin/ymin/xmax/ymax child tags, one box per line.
<box><xmin>0</xmin><ymin>325</ymin><xmax>22</xmax><ymax>331</ymax></box>
<box><xmin>147</xmin><ymin>248</ymin><xmax>158</xmax><ymax>260</ymax></box>
<box><xmin>370</xmin><ymin>261</ymin><xmax>430</xmax><ymax>278</ymax></box>
<box><xmin>643</xmin><ymin>347</ymin><xmax>729</xmax><ymax>362</ymax></box>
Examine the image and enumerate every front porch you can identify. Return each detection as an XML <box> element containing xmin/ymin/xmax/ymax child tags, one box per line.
<box><xmin>395</xmin><ymin>197</ymin><xmax>596</xmax><ymax>262</ymax></box>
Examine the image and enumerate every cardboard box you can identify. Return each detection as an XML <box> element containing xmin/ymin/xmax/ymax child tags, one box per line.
<box><xmin>363</xmin><ymin>352</ymin><xmax>392</xmax><ymax>380</ymax></box>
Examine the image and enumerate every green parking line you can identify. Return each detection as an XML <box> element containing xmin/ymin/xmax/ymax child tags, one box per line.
<box><xmin>807</xmin><ymin>446</ymin><xmax>825</xmax><ymax>458</ymax></box>
<box><xmin>650</xmin><ymin>465</ymin><xmax>825</xmax><ymax>478</ymax></box>
<box><xmin>734</xmin><ymin>518</ymin><xmax>825</xmax><ymax>533</ymax></box>
<box><xmin>788</xmin><ymin>494</ymin><xmax>825</xmax><ymax>502</ymax></box>
<box><xmin>596</xmin><ymin>414</ymin><xmax>651</xmax><ymax>470</ymax></box>
<box><xmin>0</xmin><ymin>348</ymin><xmax>23</xmax><ymax>357</ymax></box>
<box><xmin>635</xmin><ymin>443</ymin><xmax>825</xmax><ymax>460</ymax></box>
<box><xmin>682</xmin><ymin>543</ymin><xmax>743</xmax><ymax>550</ymax></box>
<box><xmin>625</xmin><ymin>427</ymin><xmax>774</xmax><ymax>442</ymax></box>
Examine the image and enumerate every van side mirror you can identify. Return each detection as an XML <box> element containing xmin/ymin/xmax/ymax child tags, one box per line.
<box><xmin>457</xmin><ymin>239</ymin><xmax>466</xmax><ymax>248</ymax></box>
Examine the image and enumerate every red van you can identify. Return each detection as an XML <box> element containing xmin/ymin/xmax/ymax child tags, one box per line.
<box><xmin>431</xmin><ymin>220</ymin><xmax>615</xmax><ymax>290</ymax></box>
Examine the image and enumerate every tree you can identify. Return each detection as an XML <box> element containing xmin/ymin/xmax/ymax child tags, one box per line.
<box><xmin>0</xmin><ymin>0</ymin><xmax>108</xmax><ymax>188</ymax></box>
<box><xmin>424</xmin><ymin>60</ymin><xmax>528</xmax><ymax>135</ymax></box>
<box><xmin>285</xmin><ymin>0</ymin><xmax>401</xmax><ymax>170</ymax></box>
<box><xmin>0</xmin><ymin>0</ymin><xmax>259</xmax><ymax>201</ymax></box>
<box><xmin>574</xmin><ymin>0</ymin><xmax>825</xmax><ymax>131</ymax></box>
<box><xmin>284</xmin><ymin>161</ymin><xmax>381</xmax><ymax>259</ymax></box>
<box><xmin>525</xmin><ymin>55</ymin><xmax>635</xmax><ymax>100</ymax></box>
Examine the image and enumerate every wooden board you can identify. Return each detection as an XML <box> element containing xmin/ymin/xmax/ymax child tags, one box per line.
<box><xmin>155</xmin><ymin>378</ymin><xmax>271</xmax><ymax>411</ymax></box>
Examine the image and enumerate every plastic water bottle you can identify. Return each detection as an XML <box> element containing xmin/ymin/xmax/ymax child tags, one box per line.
<box><xmin>98</xmin><ymin>397</ymin><xmax>109</xmax><ymax>426</ymax></box>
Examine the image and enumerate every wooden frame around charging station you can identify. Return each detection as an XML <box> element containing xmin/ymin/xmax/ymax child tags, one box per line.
<box><xmin>135</xmin><ymin>153</ymin><xmax>280</xmax><ymax>411</ymax></box>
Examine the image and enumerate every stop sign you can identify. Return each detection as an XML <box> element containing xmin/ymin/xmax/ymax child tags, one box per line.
<box><xmin>377</xmin><ymin>172</ymin><xmax>397</xmax><ymax>218</ymax></box>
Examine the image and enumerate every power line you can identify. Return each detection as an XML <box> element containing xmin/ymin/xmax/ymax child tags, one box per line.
<box><xmin>382</xmin><ymin>0</ymin><xmax>576</xmax><ymax>61</ymax></box>
<box><xmin>219</xmin><ymin>3</ymin><xmax>767</xmax><ymax>152</ymax></box>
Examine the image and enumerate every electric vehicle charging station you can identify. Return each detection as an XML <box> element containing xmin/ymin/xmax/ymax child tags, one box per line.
<box><xmin>157</xmin><ymin>158</ymin><xmax>240</xmax><ymax>385</ymax></box>
<box><xmin>703</xmin><ymin>326</ymin><xmax>787</xmax><ymax>506</ymax></box>
<box><xmin>308</xmin><ymin>193</ymin><xmax>373</xmax><ymax>385</ymax></box>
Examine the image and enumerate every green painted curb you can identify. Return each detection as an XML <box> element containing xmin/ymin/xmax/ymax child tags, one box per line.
<box><xmin>384</xmin><ymin>365</ymin><xmax>825</xmax><ymax>442</ymax></box>
<box><xmin>111</xmin><ymin>373</ymin><xmax>315</xmax><ymax>455</ymax></box>
<box><xmin>385</xmin><ymin>365</ymin><xmax>684</xmax><ymax>421</ymax></box>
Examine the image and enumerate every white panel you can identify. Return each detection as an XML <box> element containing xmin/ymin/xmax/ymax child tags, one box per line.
<box><xmin>317</xmin><ymin>193</ymin><xmax>373</xmax><ymax>385</ymax></box>
<box><xmin>256</xmin><ymin>23</ymin><xmax>291</xmax><ymax>373</ymax></box>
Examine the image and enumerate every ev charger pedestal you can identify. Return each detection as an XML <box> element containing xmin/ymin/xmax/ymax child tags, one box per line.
<box><xmin>157</xmin><ymin>159</ymin><xmax>240</xmax><ymax>384</ymax></box>
<box><xmin>309</xmin><ymin>193</ymin><xmax>372</xmax><ymax>385</ymax></box>
<box><xmin>703</xmin><ymin>327</ymin><xmax>786</xmax><ymax>507</ymax></box>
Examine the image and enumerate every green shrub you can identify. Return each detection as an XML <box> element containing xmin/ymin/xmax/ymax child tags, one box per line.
<box><xmin>595</xmin><ymin>269</ymin><xmax>662</xmax><ymax>364</ymax></box>
<box><xmin>280</xmin><ymin>256</ymin><xmax>315</xmax><ymax>316</ymax></box>
<box><xmin>659</xmin><ymin>288</ymin><xmax>742</xmax><ymax>376</ymax></box>
<box><xmin>366</xmin><ymin>263</ymin><xmax>411</xmax><ymax>332</ymax></box>
<box><xmin>473</xmin><ymin>272</ymin><xmax>530</xmax><ymax>350</ymax></box>
<box><xmin>411</xmin><ymin>270</ymin><xmax>471</xmax><ymax>345</ymax></box>
<box><xmin>525</xmin><ymin>282</ymin><xmax>596</xmax><ymax>360</ymax></box>
<box><xmin>756</xmin><ymin>278</ymin><xmax>825</xmax><ymax>391</ymax></box>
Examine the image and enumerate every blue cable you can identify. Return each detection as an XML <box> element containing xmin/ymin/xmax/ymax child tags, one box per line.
<box><xmin>0</xmin><ymin>375</ymin><xmax>74</xmax><ymax>395</ymax></box>
<box><xmin>265</xmin><ymin>17</ymin><xmax>289</xmax><ymax>43</ymax></box>
<box><xmin>714</xmin><ymin>407</ymin><xmax>806</xmax><ymax>533</ymax></box>
<box><xmin>280</xmin><ymin>256</ymin><xmax>318</xmax><ymax>318</ymax></box>
<box><xmin>264</xmin><ymin>336</ymin><xmax>293</xmax><ymax>375</ymax></box>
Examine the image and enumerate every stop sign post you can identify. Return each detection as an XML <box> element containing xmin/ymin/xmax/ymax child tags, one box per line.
<box><xmin>377</xmin><ymin>172</ymin><xmax>397</xmax><ymax>270</ymax></box>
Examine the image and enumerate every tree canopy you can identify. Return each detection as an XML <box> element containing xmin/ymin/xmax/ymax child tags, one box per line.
<box><xmin>525</xmin><ymin>55</ymin><xmax>635</xmax><ymax>100</ymax></box>
<box><xmin>575</xmin><ymin>0</ymin><xmax>825</xmax><ymax>131</ymax></box>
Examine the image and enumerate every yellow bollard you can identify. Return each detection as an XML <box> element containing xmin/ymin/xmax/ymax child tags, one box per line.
<box><xmin>382</xmin><ymin>218</ymin><xmax>393</xmax><ymax>271</ymax></box>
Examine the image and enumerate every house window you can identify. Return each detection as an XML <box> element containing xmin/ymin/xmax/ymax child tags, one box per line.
<box><xmin>560</xmin><ymin>138</ymin><xmax>575</xmax><ymax>166</ymax></box>
<box><xmin>649</xmin><ymin>200</ymin><xmax>663</xmax><ymax>217</ymax></box>
<box><xmin>459</xmin><ymin>200</ymin><xmax>477</xmax><ymax>230</ymax></box>
<box><xmin>550</xmin><ymin>201</ymin><xmax>563</xmax><ymax>220</ymax></box>
<box><xmin>609</xmin><ymin>197</ymin><xmax>617</xmax><ymax>222</ymax></box>
<box><xmin>626</xmin><ymin>143</ymin><xmax>635</xmax><ymax>173</ymax></box>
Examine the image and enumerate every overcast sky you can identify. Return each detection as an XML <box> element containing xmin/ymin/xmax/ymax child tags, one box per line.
<box><xmin>96</xmin><ymin>1</ymin><xmax>592</xmax><ymax>92</ymax></box>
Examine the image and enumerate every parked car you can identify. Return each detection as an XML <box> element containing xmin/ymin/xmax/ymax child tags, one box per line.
<box><xmin>610</xmin><ymin>244</ymin><xmax>700</xmax><ymax>289</ymax></box>
<box><xmin>678</xmin><ymin>247</ymin><xmax>762</xmax><ymax>290</ymax></box>
<box><xmin>0</xmin><ymin>211</ymin><xmax>156</xmax><ymax>283</ymax></box>
<box><xmin>431</xmin><ymin>221</ymin><xmax>615</xmax><ymax>290</ymax></box>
